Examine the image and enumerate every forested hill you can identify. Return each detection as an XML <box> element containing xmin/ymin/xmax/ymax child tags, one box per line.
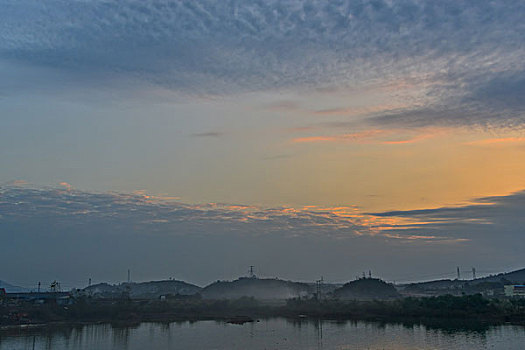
<box><xmin>333</xmin><ymin>278</ymin><xmax>400</xmax><ymax>300</ymax></box>
<box><xmin>474</xmin><ymin>268</ymin><xmax>525</xmax><ymax>284</ymax></box>
<box><xmin>83</xmin><ymin>280</ymin><xmax>201</xmax><ymax>299</ymax></box>
<box><xmin>201</xmin><ymin>278</ymin><xmax>312</xmax><ymax>300</ymax></box>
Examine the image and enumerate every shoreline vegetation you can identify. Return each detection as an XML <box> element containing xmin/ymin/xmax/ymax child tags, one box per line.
<box><xmin>3</xmin><ymin>274</ymin><xmax>525</xmax><ymax>332</ymax></box>
<box><xmin>2</xmin><ymin>294</ymin><xmax>525</xmax><ymax>330</ymax></box>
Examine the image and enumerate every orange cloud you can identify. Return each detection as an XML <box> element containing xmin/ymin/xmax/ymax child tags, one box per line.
<box><xmin>292</xmin><ymin>127</ymin><xmax>451</xmax><ymax>145</ymax></box>
<box><xmin>292</xmin><ymin>129</ymin><xmax>386</xmax><ymax>143</ymax></box>
<box><xmin>314</xmin><ymin>103</ymin><xmax>409</xmax><ymax>117</ymax></box>
<box><xmin>381</xmin><ymin>233</ymin><xmax>470</xmax><ymax>243</ymax></box>
<box><xmin>379</xmin><ymin>127</ymin><xmax>453</xmax><ymax>145</ymax></box>
<box><xmin>10</xmin><ymin>180</ymin><xmax>28</xmax><ymax>186</ymax></box>
<box><xmin>465</xmin><ymin>137</ymin><xmax>525</xmax><ymax>146</ymax></box>
<box><xmin>59</xmin><ymin>182</ymin><xmax>72</xmax><ymax>191</ymax></box>
<box><xmin>132</xmin><ymin>190</ymin><xmax>180</xmax><ymax>202</ymax></box>
<box><xmin>381</xmin><ymin>133</ymin><xmax>435</xmax><ymax>145</ymax></box>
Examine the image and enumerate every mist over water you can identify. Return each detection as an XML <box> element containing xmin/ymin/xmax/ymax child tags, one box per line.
<box><xmin>2</xmin><ymin>319</ymin><xmax>525</xmax><ymax>350</ymax></box>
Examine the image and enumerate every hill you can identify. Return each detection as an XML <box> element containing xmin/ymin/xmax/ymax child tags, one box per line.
<box><xmin>400</xmin><ymin>279</ymin><xmax>466</xmax><ymax>296</ymax></box>
<box><xmin>83</xmin><ymin>280</ymin><xmax>201</xmax><ymax>299</ymax></box>
<box><xmin>474</xmin><ymin>268</ymin><xmax>525</xmax><ymax>284</ymax></box>
<box><xmin>201</xmin><ymin>277</ymin><xmax>313</xmax><ymax>300</ymax></box>
<box><xmin>333</xmin><ymin>278</ymin><xmax>400</xmax><ymax>300</ymax></box>
<box><xmin>400</xmin><ymin>267</ymin><xmax>525</xmax><ymax>296</ymax></box>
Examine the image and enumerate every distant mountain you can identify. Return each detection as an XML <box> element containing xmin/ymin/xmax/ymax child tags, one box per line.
<box><xmin>399</xmin><ymin>267</ymin><xmax>525</xmax><ymax>297</ymax></box>
<box><xmin>83</xmin><ymin>280</ymin><xmax>201</xmax><ymax>299</ymax></box>
<box><xmin>0</xmin><ymin>280</ymin><xmax>30</xmax><ymax>293</ymax></box>
<box><xmin>400</xmin><ymin>279</ymin><xmax>466</xmax><ymax>296</ymax></box>
<box><xmin>333</xmin><ymin>278</ymin><xmax>400</xmax><ymax>300</ymax></box>
<box><xmin>201</xmin><ymin>277</ymin><xmax>313</xmax><ymax>300</ymax></box>
<box><xmin>473</xmin><ymin>268</ymin><xmax>525</xmax><ymax>284</ymax></box>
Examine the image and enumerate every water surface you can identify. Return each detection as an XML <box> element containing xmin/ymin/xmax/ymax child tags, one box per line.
<box><xmin>2</xmin><ymin>318</ymin><xmax>525</xmax><ymax>350</ymax></box>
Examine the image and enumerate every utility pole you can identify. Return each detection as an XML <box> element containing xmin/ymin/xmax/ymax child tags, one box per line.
<box><xmin>369</xmin><ymin>270</ymin><xmax>372</xmax><ymax>279</ymax></box>
<box><xmin>37</xmin><ymin>282</ymin><xmax>41</xmax><ymax>293</ymax></box>
<box><xmin>316</xmin><ymin>277</ymin><xmax>324</xmax><ymax>300</ymax></box>
<box><xmin>127</xmin><ymin>269</ymin><xmax>131</xmax><ymax>283</ymax></box>
<box><xmin>472</xmin><ymin>267</ymin><xmax>476</xmax><ymax>280</ymax></box>
<box><xmin>457</xmin><ymin>266</ymin><xmax>460</xmax><ymax>280</ymax></box>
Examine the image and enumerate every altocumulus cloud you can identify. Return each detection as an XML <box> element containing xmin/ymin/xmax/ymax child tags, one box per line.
<box><xmin>1</xmin><ymin>185</ymin><xmax>524</xmax><ymax>285</ymax></box>
<box><xmin>1</xmin><ymin>0</ymin><xmax>525</xmax><ymax>130</ymax></box>
<box><xmin>370</xmin><ymin>191</ymin><xmax>525</xmax><ymax>247</ymax></box>
<box><xmin>1</xmin><ymin>185</ymin><xmax>523</xmax><ymax>243</ymax></box>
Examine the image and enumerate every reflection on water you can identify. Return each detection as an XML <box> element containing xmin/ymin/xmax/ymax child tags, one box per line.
<box><xmin>1</xmin><ymin>318</ymin><xmax>525</xmax><ymax>350</ymax></box>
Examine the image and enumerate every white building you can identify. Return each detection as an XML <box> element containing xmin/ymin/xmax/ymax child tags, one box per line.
<box><xmin>504</xmin><ymin>285</ymin><xmax>525</xmax><ymax>297</ymax></box>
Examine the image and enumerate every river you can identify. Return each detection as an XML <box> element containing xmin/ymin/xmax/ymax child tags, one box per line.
<box><xmin>1</xmin><ymin>318</ymin><xmax>525</xmax><ymax>350</ymax></box>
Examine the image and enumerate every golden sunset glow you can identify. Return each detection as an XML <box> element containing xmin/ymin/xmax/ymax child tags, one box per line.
<box><xmin>2</xmin><ymin>0</ymin><xmax>525</xmax><ymax>296</ymax></box>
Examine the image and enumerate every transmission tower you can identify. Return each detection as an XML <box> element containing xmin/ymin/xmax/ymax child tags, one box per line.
<box><xmin>50</xmin><ymin>280</ymin><xmax>61</xmax><ymax>292</ymax></box>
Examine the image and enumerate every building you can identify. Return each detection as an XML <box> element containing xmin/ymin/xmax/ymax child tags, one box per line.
<box><xmin>504</xmin><ymin>285</ymin><xmax>525</xmax><ymax>297</ymax></box>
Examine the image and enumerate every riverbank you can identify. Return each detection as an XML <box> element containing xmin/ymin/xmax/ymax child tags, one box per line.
<box><xmin>2</xmin><ymin>294</ymin><xmax>524</xmax><ymax>329</ymax></box>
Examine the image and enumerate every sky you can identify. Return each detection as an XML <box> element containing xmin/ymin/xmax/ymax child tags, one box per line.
<box><xmin>1</xmin><ymin>0</ymin><xmax>524</xmax><ymax>289</ymax></box>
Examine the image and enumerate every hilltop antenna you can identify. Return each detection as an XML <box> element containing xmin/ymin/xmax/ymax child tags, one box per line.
<box><xmin>457</xmin><ymin>266</ymin><xmax>460</xmax><ymax>280</ymax></box>
<box><xmin>127</xmin><ymin>269</ymin><xmax>131</xmax><ymax>283</ymax></box>
<box><xmin>37</xmin><ymin>282</ymin><xmax>41</xmax><ymax>293</ymax></box>
<box><xmin>88</xmin><ymin>278</ymin><xmax>92</xmax><ymax>287</ymax></box>
<box><xmin>472</xmin><ymin>267</ymin><xmax>476</xmax><ymax>280</ymax></box>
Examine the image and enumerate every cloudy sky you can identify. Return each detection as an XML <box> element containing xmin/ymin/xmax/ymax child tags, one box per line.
<box><xmin>1</xmin><ymin>0</ymin><xmax>524</xmax><ymax>288</ymax></box>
